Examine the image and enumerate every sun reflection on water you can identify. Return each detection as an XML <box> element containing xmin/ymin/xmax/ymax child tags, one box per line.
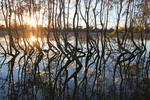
<box><xmin>30</xmin><ymin>36</ymin><xmax>36</xmax><ymax>42</ymax></box>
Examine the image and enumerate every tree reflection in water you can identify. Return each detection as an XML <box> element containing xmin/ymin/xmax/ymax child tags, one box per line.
<box><xmin>0</xmin><ymin>36</ymin><xmax>150</xmax><ymax>100</ymax></box>
<box><xmin>0</xmin><ymin>0</ymin><xmax>150</xmax><ymax>99</ymax></box>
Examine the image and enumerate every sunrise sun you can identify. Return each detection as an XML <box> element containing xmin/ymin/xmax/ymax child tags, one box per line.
<box><xmin>27</xmin><ymin>19</ymin><xmax>37</xmax><ymax>27</ymax></box>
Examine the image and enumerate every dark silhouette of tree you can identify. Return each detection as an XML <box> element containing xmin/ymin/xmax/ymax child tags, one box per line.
<box><xmin>0</xmin><ymin>0</ymin><xmax>149</xmax><ymax>100</ymax></box>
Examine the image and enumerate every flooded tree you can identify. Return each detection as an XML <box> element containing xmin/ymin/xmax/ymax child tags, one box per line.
<box><xmin>0</xmin><ymin>0</ymin><xmax>150</xmax><ymax>100</ymax></box>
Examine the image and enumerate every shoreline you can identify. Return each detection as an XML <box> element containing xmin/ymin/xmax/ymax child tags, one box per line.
<box><xmin>0</xmin><ymin>30</ymin><xmax>150</xmax><ymax>40</ymax></box>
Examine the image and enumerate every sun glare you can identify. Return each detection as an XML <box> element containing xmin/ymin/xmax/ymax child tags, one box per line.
<box><xmin>30</xmin><ymin>36</ymin><xmax>36</xmax><ymax>42</ymax></box>
<box><xmin>28</xmin><ymin>19</ymin><xmax>37</xmax><ymax>27</ymax></box>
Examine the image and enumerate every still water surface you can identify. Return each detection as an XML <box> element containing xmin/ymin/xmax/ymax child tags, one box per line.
<box><xmin>0</xmin><ymin>36</ymin><xmax>150</xmax><ymax>100</ymax></box>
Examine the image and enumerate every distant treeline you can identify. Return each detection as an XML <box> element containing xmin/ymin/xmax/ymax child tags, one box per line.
<box><xmin>0</xmin><ymin>24</ymin><xmax>149</xmax><ymax>34</ymax></box>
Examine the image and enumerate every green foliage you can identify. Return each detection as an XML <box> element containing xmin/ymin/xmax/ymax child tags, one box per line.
<box><xmin>109</xmin><ymin>27</ymin><xmax>125</xmax><ymax>35</ymax></box>
<box><xmin>118</xmin><ymin>27</ymin><xmax>125</xmax><ymax>33</ymax></box>
<box><xmin>133</xmin><ymin>0</ymin><xmax>150</xmax><ymax>28</ymax></box>
<box><xmin>89</xmin><ymin>26</ymin><xmax>94</xmax><ymax>30</ymax></box>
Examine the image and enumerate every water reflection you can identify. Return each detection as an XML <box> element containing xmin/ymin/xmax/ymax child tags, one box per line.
<box><xmin>0</xmin><ymin>36</ymin><xmax>150</xmax><ymax>100</ymax></box>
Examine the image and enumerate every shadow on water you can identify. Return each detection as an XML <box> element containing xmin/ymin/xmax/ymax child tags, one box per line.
<box><xmin>0</xmin><ymin>36</ymin><xmax>150</xmax><ymax>100</ymax></box>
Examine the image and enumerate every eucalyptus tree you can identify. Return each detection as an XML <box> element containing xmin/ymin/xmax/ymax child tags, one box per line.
<box><xmin>0</xmin><ymin>0</ymin><xmax>150</xmax><ymax>99</ymax></box>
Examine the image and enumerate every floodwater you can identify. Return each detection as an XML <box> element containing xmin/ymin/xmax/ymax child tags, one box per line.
<box><xmin>0</xmin><ymin>35</ymin><xmax>150</xmax><ymax>100</ymax></box>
